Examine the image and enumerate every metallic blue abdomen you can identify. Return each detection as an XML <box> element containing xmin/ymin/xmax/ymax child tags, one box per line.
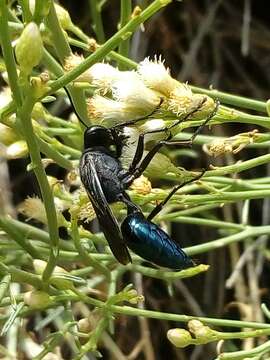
<box><xmin>121</xmin><ymin>213</ymin><xmax>194</xmax><ymax>270</ymax></box>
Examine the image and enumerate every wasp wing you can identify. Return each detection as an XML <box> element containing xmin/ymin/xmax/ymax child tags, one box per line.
<box><xmin>80</xmin><ymin>155</ymin><xmax>131</xmax><ymax>265</ymax></box>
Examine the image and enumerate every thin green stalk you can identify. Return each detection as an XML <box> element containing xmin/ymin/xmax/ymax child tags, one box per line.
<box><xmin>0</xmin><ymin>217</ymin><xmax>41</xmax><ymax>259</ymax></box>
<box><xmin>67</xmin><ymin>36</ymin><xmax>137</xmax><ymax>69</ymax></box>
<box><xmin>159</xmin><ymin>215</ymin><xmax>244</xmax><ymax>231</ymax></box>
<box><xmin>70</xmin><ymin>216</ymin><xmax>110</xmax><ymax>279</ymax></box>
<box><xmin>190</xmin><ymin>85</ymin><xmax>267</xmax><ymax>113</ymax></box>
<box><xmin>0</xmin><ymin>1</ymin><xmax>22</xmax><ymax>106</ymax></box>
<box><xmin>88</xmin><ymin>0</ymin><xmax>105</xmax><ymax>43</ymax></box>
<box><xmin>0</xmin><ymin>216</ymin><xmax>74</xmax><ymax>251</ymax></box>
<box><xmin>118</xmin><ymin>0</ymin><xmax>132</xmax><ymax>62</ymax></box>
<box><xmin>37</xmin><ymin>137</ymin><xmax>73</xmax><ymax>170</ymax></box>
<box><xmin>49</xmin><ymin>292</ymin><xmax>270</xmax><ymax>330</ymax></box>
<box><xmin>36</xmin><ymin>127</ymin><xmax>81</xmax><ymax>157</ymax></box>
<box><xmin>46</xmin><ymin>2</ymin><xmax>89</xmax><ymax>124</ymax></box>
<box><xmin>205</xmin><ymin>153</ymin><xmax>270</xmax><ymax>177</ymax></box>
<box><xmin>33</xmin><ymin>0</ymin><xmax>50</xmax><ymax>25</ymax></box>
<box><xmin>0</xmin><ymin>264</ymin><xmax>44</xmax><ymax>289</ymax></box>
<box><xmin>74</xmin><ymin>317</ymin><xmax>109</xmax><ymax>359</ymax></box>
<box><xmin>17</xmin><ymin>92</ymin><xmax>59</xmax><ymax>282</ymax></box>
<box><xmin>47</xmin><ymin>0</ymin><xmax>172</xmax><ymax>95</ymax></box>
<box><xmin>216</xmin><ymin>339</ymin><xmax>270</xmax><ymax>359</ymax></box>
<box><xmin>0</xmin><ymin>275</ymin><xmax>11</xmax><ymax>304</ymax></box>
<box><xmin>124</xmin><ymin>264</ymin><xmax>208</xmax><ymax>281</ymax></box>
<box><xmin>185</xmin><ymin>225</ymin><xmax>270</xmax><ymax>256</ymax></box>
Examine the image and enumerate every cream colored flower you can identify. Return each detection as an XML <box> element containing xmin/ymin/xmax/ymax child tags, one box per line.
<box><xmin>64</xmin><ymin>56</ymin><xmax>120</xmax><ymax>93</ymax></box>
<box><xmin>88</xmin><ymin>95</ymin><xmax>154</xmax><ymax>125</ymax></box>
<box><xmin>138</xmin><ymin>57</ymin><xmax>178</xmax><ymax>96</ymax></box>
<box><xmin>112</xmin><ymin>72</ymin><xmax>160</xmax><ymax>112</ymax></box>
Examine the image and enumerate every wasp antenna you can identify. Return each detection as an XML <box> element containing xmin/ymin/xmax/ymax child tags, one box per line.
<box><xmin>63</xmin><ymin>87</ymin><xmax>88</xmax><ymax>128</ymax></box>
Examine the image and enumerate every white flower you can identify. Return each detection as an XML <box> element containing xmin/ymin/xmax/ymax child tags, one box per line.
<box><xmin>64</xmin><ymin>57</ymin><xmax>121</xmax><ymax>93</ymax></box>
<box><xmin>112</xmin><ymin>72</ymin><xmax>161</xmax><ymax>112</ymax></box>
<box><xmin>138</xmin><ymin>57</ymin><xmax>179</xmax><ymax>96</ymax></box>
<box><xmin>90</xmin><ymin>63</ymin><xmax>124</xmax><ymax>94</ymax></box>
<box><xmin>167</xmin><ymin>83</ymin><xmax>194</xmax><ymax>116</ymax></box>
<box><xmin>87</xmin><ymin>95</ymin><xmax>157</xmax><ymax>126</ymax></box>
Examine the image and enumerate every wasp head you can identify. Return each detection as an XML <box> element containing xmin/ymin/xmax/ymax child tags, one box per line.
<box><xmin>84</xmin><ymin>125</ymin><xmax>114</xmax><ymax>150</ymax></box>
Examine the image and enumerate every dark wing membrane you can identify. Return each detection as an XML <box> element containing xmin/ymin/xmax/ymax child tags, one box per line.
<box><xmin>80</xmin><ymin>156</ymin><xmax>131</xmax><ymax>265</ymax></box>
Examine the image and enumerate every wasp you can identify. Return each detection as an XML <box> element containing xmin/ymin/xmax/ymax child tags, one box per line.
<box><xmin>68</xmin><ymin>89</ymin><xmax>218</xmax><ymax>268</ymax></box>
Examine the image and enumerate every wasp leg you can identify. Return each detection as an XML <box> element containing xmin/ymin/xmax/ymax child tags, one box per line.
<box><xmin>112</xmin><ymin>97</ymin><xmax>164</xmax><ymax>130</ymax></box>
<box><xmin>123</xmin><ymin>100</ymin><xmax>219</xmax><ymax>186</ymax></box>
<box><xmin>147</xmin><ymin>170</ymin><xmax>205</xmax><ymax>221</ymax></box>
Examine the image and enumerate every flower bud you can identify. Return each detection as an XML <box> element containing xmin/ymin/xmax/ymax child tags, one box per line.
<box><xmin>188</xmin><ymin>320</ymin><xmax>218</xmax><ymax>344</ymax></box>
<box><xmin>167</xmin><ymin>328</ymin><xmax>193</xmax><ymax>348</ymax></box>
<box><xmin>33</xmin><ymin>260</ymin><xmax>73</xmax><ymax>289</ymax></box>
<box><xmin>15</xmin><ymin>22</ymin><xmax>43</xmax><ymax>75</ymax></box>
<box><xmin>55</xmin><ymin>3</ymin><xmax>73</xmax><ymax>30</ymax></box>
<box><xmin>204</xmin><ymin>130</ymin><xmax>258</xmax><ymax>157</ymax></box>
<box><xmin>6</xmin><ymin>140</ymin><xmax>28</xmax><ymax>159</ymax></box>
<box><xmin>29</xmin><ymin>0</ymin><xmax>51</xmax><ymax>18</ymax></box>
<box><xmin>32</xmin><ymin>102</ymin><xmax>46</xmax><ymax>120</ymax></box>
<box><xmin>0</xmin><ymin>124</ymin><xmax>18</xmax><ymax>145</ymax></box>
<box><xmin>24</xmin><ymin>290</ymin><xmax>51</xmax><ymax>309</ymax></box>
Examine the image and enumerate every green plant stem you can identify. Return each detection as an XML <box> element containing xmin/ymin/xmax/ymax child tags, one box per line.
<box><xmin>205</xmin><ymin>153</ymin><xmax>270</xmax><ymax>177</ymax></box>
<box><xmin>0</xmin><ymin>264</ymin><xmax>44</xmax><ymax>289</ymax></box>
<box><xmin>75</xmin><ymin>317</ymin><xmax>109</xmax><ymax>359</ymax></box>
<box><xmin>18</xmin><ymin>0</ymin><xmax>32</xmax><ymax>22</ymax></box>
<box><xmin>45</xmin><ymin>2</ymin><xmax>89</xmax><ymax>124</ymax></box>
<box><xmin>88</xmin><ymin>0</ymin><xmax>105</xmax><ymax>43</ymax></box>
<box><xmin>216</xmin><ymin>339</ymin><xmax>270</xmax><ymax>359</ymax></box>
<box><xmin>0</xmin><ymin>216</ymin><xmax>74</xmax><ymax>251</ymax></box>
<box><xmin>185</xmin><ymin>225</ymin><xmax>270</xmax><ymax>256</ymax></box>
<box><xmin>160</xmin><ymin>215</ymin><xmax>244</xmax><ymax>231</ymax></box>
<box><xmin>0</xmin><ymin>1</ymin><xmax>22</xmax><ymax>106</ymax></box>
<box><xmin>118</xmin><ymin>0</ymin><xmax>132</xmax><ymax>61</ymax></box>
<box><xmin>17</xmin><ymin>92</ymin><xmax>59</xmax><ymax>283</ymax></box>
<box><xmin>172</xmin><ymin>189</ymin><xmax>270</xmax><ymax>205</ymax></box>
<box><xmin>190</xmin><ymin>85</ymin><xmax>267</xmax><ymax>113</ymax></box>
<box><xmin>37</xmin><ymin>136</ymin><xmax>73</xmax><ymax>170</ymax></box>
<box><xmin>0</xmin><ymin>217</ymin><xmax>41</xmax><ymax>259</ymax></box>
<box><xmin>70</xmin><ymin>216</ymin><xmax>110</xmax><ymax>279</ymax></box>
<box><xmin>67</xmin><ymin>36</ymin><xmax>137</xmax><ymax>69</ymax></box>
<box><xmin>0</xmin><ymin>275</ymin><xmax>11</xmax><ymax>304</ymax></box>
<box><xmin>124</xmin><ymin>264</ymin><xmax>209</xmax><ymax>280</ymax></box>
<box><xmin>46</xmin><ymin>0</ymin><xmax>172</xmax><ymax>95</ymax></box>
<box><xmin>44</xmin><ymin>293</ymin><xmax>270</xmax><ymax>330</ymax></box>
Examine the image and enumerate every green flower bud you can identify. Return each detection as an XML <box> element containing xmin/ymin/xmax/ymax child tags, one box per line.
<box><xmin>55</xmin><ymin>4</ymin><xmax>73</xmax><ymax>30</ymax></box>
<box><xmin>33</xmin><ymin>259</ymin><xmax>73</xmax><ymax>289</ymax></box>
<box><xmin>24</xmin><ymin>290</ymin><xmax>51</xmax><ymax>309</ymax></box>
<box><xmin>15</xmin><ymin>22</ymin><xmax>43</xmax><ymax>75</ymax></box>
<box><xmin>188</xmin><ymin>320</ymin><xmax>218</xmax><ymax>344</ymax></box>
<box><xmin>0</xmin><ymin>123</ymin><xmax>18</xmax><ymax>145</ymax></box>
<box><xmin>6</xmin><ymin>140</ymin><xmax>28</xmax><ymax>159</ymax></box>
<box><xmin>167</xmin><ymin>328</ymin><xmax>193</xmax><ymax>348</ymax></box>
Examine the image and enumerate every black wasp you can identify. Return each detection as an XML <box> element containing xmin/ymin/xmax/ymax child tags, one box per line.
<box><xmin>68</xmin><ymin>90</ymin><xmax>218</xmax><ymax>269</ymax></box>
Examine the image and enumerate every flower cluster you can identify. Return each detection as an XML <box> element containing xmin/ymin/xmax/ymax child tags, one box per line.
<box><xmin>64</xmin><ymin>55</ymin><xmax>216</xmax><ymax>128</ymax></box>
<box><xmin>167</xmin><ymin>320</ymin><xmax>219</xmax><ymax>348</ymax></box>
